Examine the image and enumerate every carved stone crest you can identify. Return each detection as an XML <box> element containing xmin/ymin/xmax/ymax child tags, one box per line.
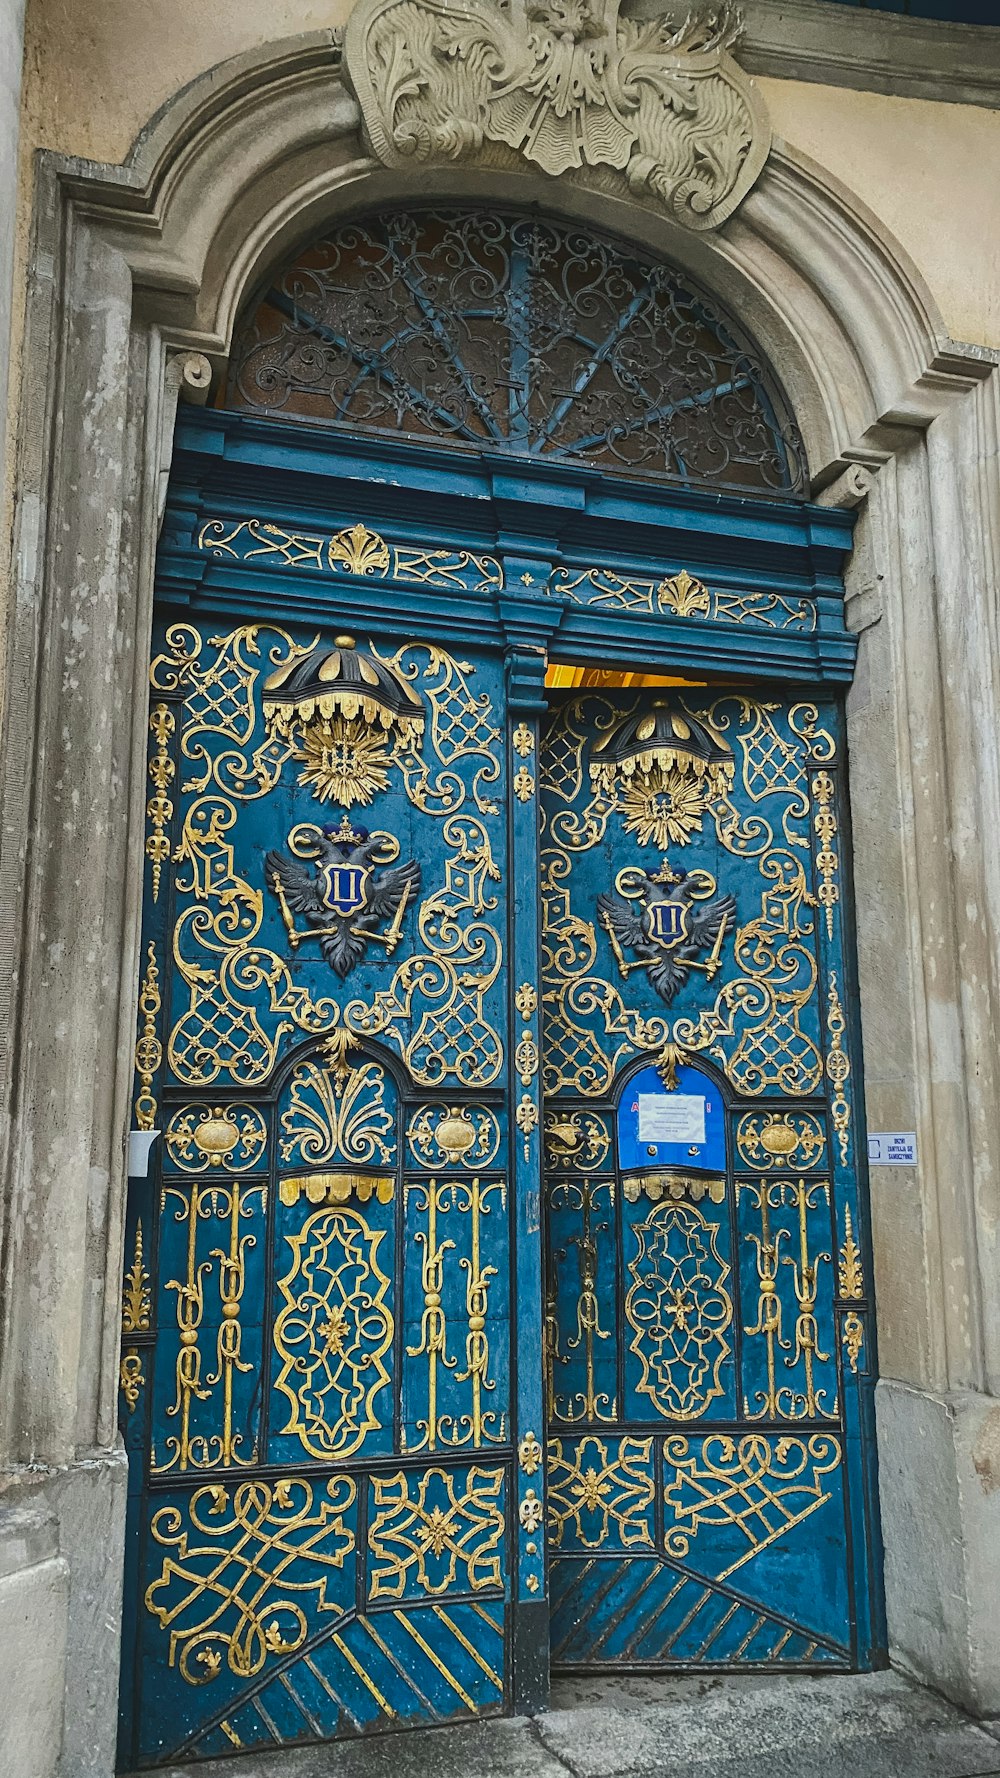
<box><xmin>344</xmin><ymin>0</ymin><xmax>770</xmax><ymax>231</ymax></box>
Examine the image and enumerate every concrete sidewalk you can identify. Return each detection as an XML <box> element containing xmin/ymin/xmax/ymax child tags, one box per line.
<box><xmin>152</xmin><ymin>1671</ymin><xmax>1000</xmax><ymax>1778</ymax></box>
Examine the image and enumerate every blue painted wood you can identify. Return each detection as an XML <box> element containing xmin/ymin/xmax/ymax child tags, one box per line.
<box><xmin>540</xmin><ymin>689</ymin><xmax>883</xmax><ymax>1674</ymax></box>
<box><xmin>117</xmin><ymin>396</ymin><xmax>882</xmax><ymax>1768</ymax></box>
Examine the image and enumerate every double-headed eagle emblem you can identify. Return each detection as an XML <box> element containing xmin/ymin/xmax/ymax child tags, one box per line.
<box><xmin>266</xmin><ymin>816</ymin><xmax>421</xmax><ymax>979</ymax></box>
<box><xmin>598</xmin><ymin>858</ymin><xmax>735</xmax><ymax>1006</ymax></box>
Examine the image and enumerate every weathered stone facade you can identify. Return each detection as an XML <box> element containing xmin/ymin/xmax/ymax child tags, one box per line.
<box><xmin>2</xmin><ymin>3</ymin><xmax>1000</xmax><ymax>1773</ymax></box>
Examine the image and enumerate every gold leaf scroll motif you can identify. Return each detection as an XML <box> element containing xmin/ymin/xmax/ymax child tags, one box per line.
<box><xmin>405</xmin><ymin>1177</ymin><xmax>506</xmax><ymax>1451</ymax></box>
<box><xmin>145</xmin><ymin>703</ymin><xmax>175</xmax><ymax>900</ymax></box>
<box><xmin>672</xmin><ymin>851</ymin><xmax>822</xmax><ymax>1097</ymax></box>
<box><xmin>406</xmin><ymin>1104</ymin><xmax>501</xmax><ymax>1169</ymax></box>
<box><xmin>122</xmin><ymin>1219</ymin><xmax>151</xmax><ymax>1332</ymax></box>
<box><xmin>154</xmin><ymin>1180</ymin><xmax>266</xmax><ymax>1474</ymax></box>
<box><xmin>547</xmin><ymin>1435</ymin><xmax>655</xmax><ymax>1550</ymax></box>
<box><xmin>625</xmin><ymin>1201</ymin><xmax>732</xmax><ymax>1421</ymax></box>
<box><xmin>382</xmin><ymin>642</ymin><xmax>502</xmax><ymax>818</ymax></box>
<box><xmin>368</xmin><ymin>1467</ymin><xmax>504</xmax><ymax>1600</ymax></box>
<box><xmin>168</xmin><ymin>795</ymin><xmax>338</xmax><ymax>1087</ymax></box>
<box><xmin>280</xmin><ymin>1054</ymin><xmax>396</xmax><ymax>1169</ymax></box>
<box><xmin>739</xmin><ymin>1177</ymin><xmax>836</xmax><ymax>1422</ymax></box>
<box><xmin>663</xmin><ymin>1433</ymin><xmax>841</xmax><ymax>1580</ymax></box>
<box><xmin>145</xmin><ymin>1475</ymin><xmax>356</xmax><ymax>1684</ymax></box>
<box><xmin>347</xmin><ymin>814</ymin><xmax>504</xmax><ymax>1088</ymax></box>
<box><xmin>133</xmin><ymin>942</ymin><xmax>161</xmax><ymax>1132</ymax></box>
<box><xmin>273</xmin><ymin>1206</ymin><xmax>393</xmax><ymax>1460</ymax></box>
<box><xmin>839</xmin><ymin>1206</ymin><xmax>863</xmax><ymax>1300</ymax></box>
<box><xmin>735</xmin><ymin>1110</ymin><xmax>825</xmax><ymax>1172</ymax></box>
<box><xmin>164</xmin><ymin>1104</ymin><xmax>268</xmax><ymax>1173</ymax></box>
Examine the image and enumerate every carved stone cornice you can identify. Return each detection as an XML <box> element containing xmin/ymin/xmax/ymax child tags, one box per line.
<box><xmin>343</xmin><ymin>0</ymin><xmax>771</xmax><ymax>231</ymax></box>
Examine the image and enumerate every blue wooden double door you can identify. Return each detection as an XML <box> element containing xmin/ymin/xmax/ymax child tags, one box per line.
<box><xmin>118</xmin><ymin>509</ymin><xmax>882</xmax><ymax>1768</ymax></box>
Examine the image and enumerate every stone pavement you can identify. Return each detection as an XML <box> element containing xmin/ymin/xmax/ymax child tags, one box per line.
<box><xmin>150</xmin><ymin>1671</ymin><xmax>1000</xmax><ymax>1778</ymax></box>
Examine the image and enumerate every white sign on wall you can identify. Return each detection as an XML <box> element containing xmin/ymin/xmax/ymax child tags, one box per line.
<box><xmin>867</xmin><ymin>1132</ymin><xmax>918</xmax><ymax>1166</ymax></box>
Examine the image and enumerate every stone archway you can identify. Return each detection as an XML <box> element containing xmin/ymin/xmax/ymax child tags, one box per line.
<box><xmin>1</xmin><ymin>26</ymin><xmax>999</xmax><ymax>1775</ymax></box>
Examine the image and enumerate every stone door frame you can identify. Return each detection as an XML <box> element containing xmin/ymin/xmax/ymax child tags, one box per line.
<box><xmin>2</xmin><ymin>30</ymin><xmax>1000</xmax><ymax>1774</ymax></box>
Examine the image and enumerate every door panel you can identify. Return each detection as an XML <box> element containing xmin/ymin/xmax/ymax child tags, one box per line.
<box><xmin>119</xmin><ymin>622</ymin><xmax>521</xmax><ymax>1767</ymax></box>
<box><xmin>540</xmin><ymin>690</ymin><xmax>875</xmax><ymax>1671</ymax></box>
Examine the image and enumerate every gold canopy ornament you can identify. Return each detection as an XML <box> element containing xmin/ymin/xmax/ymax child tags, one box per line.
<box><xmin>590</xmin><ymin>696</ymin><xmax>734</xmax><ymax>846</ymax></box>
<box><xmin>263</xmin><ymin>634</ymin><xmax>424</xmax><ymax>807</ymax></box>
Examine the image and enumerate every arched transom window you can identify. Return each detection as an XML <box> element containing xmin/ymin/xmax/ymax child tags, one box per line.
<box><xmin>229</xmin><ymin>209</ymin><xmax>805</xmax><ymax>498</ymax></box>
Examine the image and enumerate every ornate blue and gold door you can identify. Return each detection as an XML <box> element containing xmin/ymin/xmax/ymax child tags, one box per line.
<box><xmin>118</xmin><ymin>605</ymin><xmax>546</xmax><ymax>1766</ymax></box>
<box><xmin>118</xmin><ymin>205</ymin><xmax>885</xmax><ymax>1765</ymax></box>
<box><xmin>541</xmin><ymin>689</ymin><xmax>881</xmax><ymax>1671</ymax></box>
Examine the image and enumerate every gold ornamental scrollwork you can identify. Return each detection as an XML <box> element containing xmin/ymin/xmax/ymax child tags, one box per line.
<box><xmin>516</xmin><ymin>1096</ymin><xmax>539</xmax><ymax>1161</ymax></box>
<box><xmin>346</xmin><ymin>813</ymin><xmax>505</xmax><ymax>1088</ymax></box>
<box><xmin>518</xmin><ymin>1430</ymin><xmax>542</xmax><ymax>1475</ymax></box>
<box><xmin>145</xmin><ymin>1475</ymin><xmax>356</xmax><ymax>1684</ymax></box>
<box><xmin>280</xmin><ymin>1052</ymin><xmax>396</xmax><ymax>1169</ymax></box>
<box><xmin>406</xmin><ymin>1103</ymin><xmax>501</xmax><ymax>1169</ymax></box>
<box><xmin>548</xmin><ymin>1178</ymin><xmax>616</xmax><ymax>1425</ymax></box>
<box><xmin>813</xmin><ymin>771</ymin><xmax>839</xmax><ymax>939</ymax></box>
<box><xmin>663</xmin><ymin>1434</ymin><xmax>841</xmax><ymax>1580</ymax></box>
<box><xmin>273</xmin><ymin>1204</ymin><xmax>393</xmax><ymax>1461</ymax></box>
<box><xmin>515</xmin><ymin>1030</ymin><xmax>539</xmax><ymax>1087</ymax></box>
<box><xmin>826</xmin><ymin>972</ymin><xmax>851</xmax><ymax>1164</ymax></box>
<box><xmin>547</xmin><ymin>1435</ymin><xmax>655</xmax><ymax>1551</ymax></box>
<box><xmin>515</xmin><ymin>981</ymin><xmax>538</xmax><ymax>1019</ymax></box>
<box><xmin>405</xmin><ymin>1176</ymin><xmax>506</xmax><ymax>1451</ymax></box>
<box><xmin>134</xmin><ymin>942</ymin><xmax>162</xmax><ymax>1132</ymax></box>
<box><xmin>146</xmin><ymin>704</ymin><xmax>175</xmax><ymax>901</ymax></box>
<box><xmin>122</xmin><ymin>1219</ymin><xmax>151</xmax><ymax>1332</ymax></box>
<box><xmin>671</xmin><ymin>850</ymin><xmax>822</xmax><ymax>1097</ymax></box>
<box><xmin>368</xmin><ymin>1467</ymin><xmax>505</xmax><ymax>1600</ymax></box>
<box><xmin>842</xmin><ymin>1312</ymin><xmax>865</xmax><ymax>1374</ymax></box>
<box><xmin>739</xmin><ymin>1177</ymin><xmax>836</xmax><ymax>1422</ymax></box>
<box><xmin>198</xmin><ymin>516</ymin><xmax>504</xmax><ymax>596</ymax></box>
<box><xmin>735</xmin><ymin>1110</ymin><xmax>826</xmax><ymax>1172</ymax></box>
<box><xmin>839</xmin><ymin>1206</ymin><xmax>864</xmax><ymax>1300</ymax></box>
<box><xmin>154</xmin><ymin>1179</ymin><xmax>267</xmax><ymax>1474</ymax></box>
<box><xmin>382</xmin><ymin>641</ymin><xmax>502</xmax><ymax>819</ymax></box>
<box><xmin>120</xmin><ymin>1351</ymin><xmax>145</xmax><ymax>1414</ymax></box>
<box><xmin>543</xmin><ymin>1109</ymin><xmax>611</xmax><ymax>1172</ymax></box>
<box><xmin>625</xmin><ymin>1200</ymin><xmax>732</xmax><ymax>1421</ymax></box>
<box><xmin>550</xmin><ymin>566</ymin><xmax>815</xmax><ymax>633</ymax></box>
<box><xmin>164</xmin><ymin>1105</ymin><xmax>268</xmax><ymax>1174</ymax></box>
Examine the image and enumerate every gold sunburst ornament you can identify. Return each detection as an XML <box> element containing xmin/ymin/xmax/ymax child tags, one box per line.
<box><xmin>591</xmin><ymin>696</ymin><xmax>734</xmax><ymax>848</ymax></box>
<box><xmin>296</xmin><ymin>714</ymin><xmax>392</xmax><ymax>806</ymax></box>
<box><xmin>262</xmin><ymin>634</ymin><xmax>424</xmax><ymax>807</ymax></box>
<box><xmin>619</xmin><ymin>762</ymin><xmax>716</xmax><ymax>847</ymax></box>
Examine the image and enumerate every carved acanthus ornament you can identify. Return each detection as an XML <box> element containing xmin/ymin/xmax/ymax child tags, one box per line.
<box><xmin>345</xmin><ymin>0</ymin><xmax>770</xmax><ymax>231</ymax></box>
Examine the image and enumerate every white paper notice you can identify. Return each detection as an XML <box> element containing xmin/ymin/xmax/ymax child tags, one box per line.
<box><xmin>638</xmin><ymin>1094</ymin><xmax>706</xmax><ymax>1146</ymax></box>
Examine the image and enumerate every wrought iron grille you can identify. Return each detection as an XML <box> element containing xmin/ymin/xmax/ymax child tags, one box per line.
<box><xmin>228</xmin><ymin>211</ymin><xmax>806</xmax><ymax>498</ymax></box>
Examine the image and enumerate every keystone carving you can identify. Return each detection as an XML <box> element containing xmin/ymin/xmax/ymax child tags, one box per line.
<box><xmin>344</xmin><ymin>0</ymin><xmax>770</xmax><ymax>231</ymax></box>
